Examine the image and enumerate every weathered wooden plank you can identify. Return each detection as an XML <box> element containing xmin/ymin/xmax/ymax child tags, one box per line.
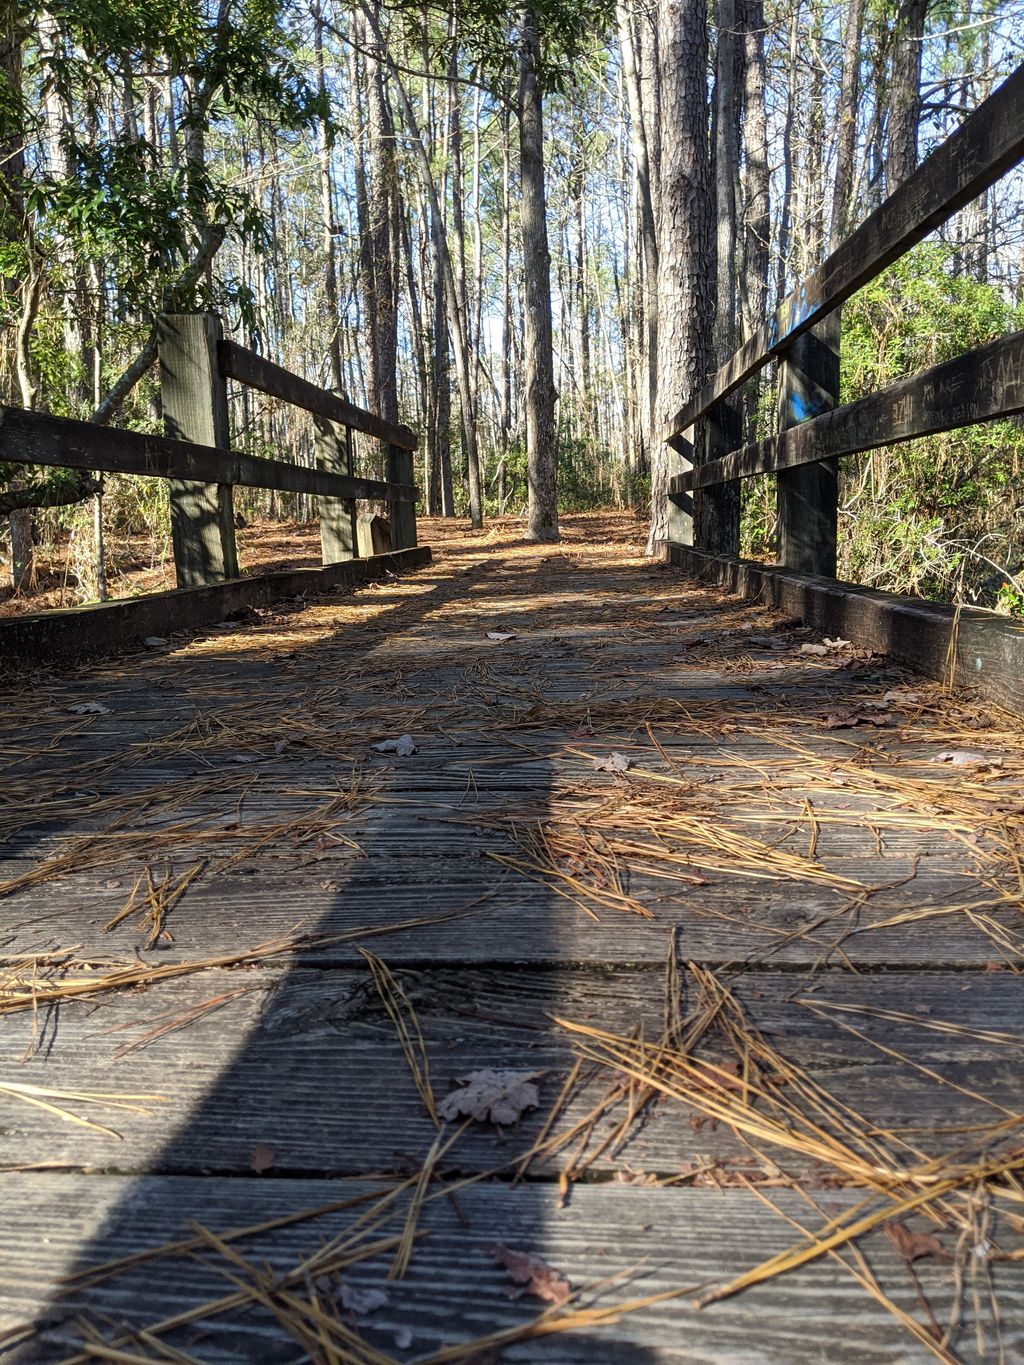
<box><xmin>158</xmin><ymin>314</ymin><xmax>239</xmax><ymax>587</ymax></box>
<box><xmin>775</xmin><ymin>316</ymin><xmax>840</xmax><ymax>577</ymax></box>
<box><xmin>219</xmin><ymin>339</ymin><xmax>418</xmax><ymax>451</ymax></box>
<box><xmin>0</xmin><ymin>546</ymin><xmax>432</xmax><ymax>668</ymax></box>
<box><xmin>0</xmin><ymin>857</ymin><xmax>1013</xmax><ymax>967</ymax></box>
<box><xmin>671</xmin><ymin>325</ymin><xmax>1024</xmax><ymax>494</ymax></box>
<box><xmin>2</xmin><ymin>966</ymin><xmax>1020</xmax><ymax>1177</ymax></box>
<box><xmin>666</xmin><ymin>62</ymin><xmax>1024</xmax><ymax>437</ymax></box>
<box><xmin>0</xmin><ymin>405</ymin><xmax>415</xmax><ymax>503</ymax></box>
<box><xmin>658</xmin><ymin>540</ymin><xmax>1024</xmax><ymax>713</ymax></box>
<box><xmin>3</xmin><ymin>1173</ymin><xmax>1016</xmax><ymax>1362</ymax></box>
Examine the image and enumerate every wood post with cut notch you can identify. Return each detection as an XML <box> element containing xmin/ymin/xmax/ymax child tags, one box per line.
<box><xmin>696</xmin><ymin>399</ymin><xmax>741</xmax><ymax>555</ymax></box>
<box><xmin>315</xmin><ymin>418</ymin><xmax>357</xmax><ymax>563</ymax></box>
<box><xmin>775</xmin><ymin>312</ymin><xmax>840</xmax><ymax>576</ymax></box>
<box><xmin>157</xmin><ymin>314</ymin><xmax>238</xmax><ymax>588</ymax></box>
<box><xmin>666</xmin><ymin>429</ymin><xmax>695</xmax><ymax>543</ymax></box>
<box><xmin>387</xmin><ymin>443</ymin><xmax>417</xmax><ymax>551</ymax></box>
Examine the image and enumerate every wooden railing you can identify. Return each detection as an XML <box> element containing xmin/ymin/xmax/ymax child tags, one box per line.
<box><xmin>0</xmin><ymin>311</ymin><xmax>419</xmax><ymax>592</ymax></box>
<box><xmin>664</xmin><ymin>63</ymin><xmax>1024</xmax><ymax>580</ymax></box>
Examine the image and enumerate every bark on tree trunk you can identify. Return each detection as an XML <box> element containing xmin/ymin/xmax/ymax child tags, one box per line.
<box><xmin>649</xmin><ymin>0</ymin><xmax>714</xmax><ymax>552</ymax></box>
<box><xmin>713</xmin><ymin>0</ymin><xmax>738</xmax><ymax>365</ymax></box>
<box><xmin>314</xmin><ymin>1</ymin><xmax>344</xmax><ymax>392</ymax></box>
<box><xmin>889</xmin><ymin>0</ymin><xmax>929</xmax><ymax>189</ymax></box>
<box><xmin>364</xmin><ymin>12</ymin><xmax>399</xmax><ymax>429</ymax></box>
<box><xmin>830</xmin><ymin>0</ymin><xmax>865</xmax><ymax>249</ymax></box>
<box><xmin>518</xmin><ymin>7</ymin><xmax>560</xmax><ymax>543</ymax></box>
<box><xmin>617</xmin><ymin>1</ymin><xmax>659</xmax><ymax>475</ymax></box>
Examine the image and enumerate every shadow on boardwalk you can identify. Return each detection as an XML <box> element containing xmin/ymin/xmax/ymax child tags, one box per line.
<box><xmin>4</xmin><ymin>514</ymin><xmax>1022</xmax><ymax>1362</ymax></box>
<box><xmin>1</xmin><ymin>527</ymin><xmax>671</xmax><ymax>1361</ymax></box>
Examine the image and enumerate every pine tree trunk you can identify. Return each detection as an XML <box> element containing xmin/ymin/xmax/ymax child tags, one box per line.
<box><xmin>650</xmin><ymin>0</ymin><xmax>715</xmax><ymax>552</ymax></box>
<box><xmin>830</xmin><ymin>0</ymin><xmax>865</xmax><ymax>248</ymax></box>
<box><xmin>889</xmin><ymin>0</ymin><xmax>929</xmax><ymax>189</ymax></box>
<box><xmin>713</xmin><ymin>0</ymin><xmax>738</xmax><ymax>364</ymax></box>
<box><xmin>518</xmin><ymin>7</ymin><xmax>559</xmax><ymax>543</ymax></box>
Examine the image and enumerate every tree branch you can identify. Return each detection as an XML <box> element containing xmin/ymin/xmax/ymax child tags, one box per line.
<box><xmin>0</xmin><ymin>472</ymin><xmax>100</xmax><ymax>518</ymax></box>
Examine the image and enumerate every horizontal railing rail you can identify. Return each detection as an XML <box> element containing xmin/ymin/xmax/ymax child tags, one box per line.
<box><xmin>219</xmin><ymin>340</ymin><xmax>418</xmax><ymax>452</ymax></box>
<box><xmin>662</xmin><ymin>59</ymin><xmax>1024</xmax><ymax>603</ymax></box>
<box><xmin>670</xmin><ymin>327</ymin><xmax>1024</xmax><ymax>495</ymax></box>
<box><xmin>1</xmin><ymin>310</ymin><xmax>421</xmax><ymax>598</ymax></box>
<box><xmin>0</xmin><ymin>404</ymin><xmax>415</xmax><ymax>504</ymax></box>
<box><xmin>666</xmin><ymin>62</ymin><xmax>1024</xmax><ymax>442</ymax></box>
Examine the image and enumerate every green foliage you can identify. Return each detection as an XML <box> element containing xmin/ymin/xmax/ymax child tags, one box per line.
<box><xmin>445</xmin><ymin>2</ymin><xmax>615</xmax><ymax>93</ymax></box>
<box><xmin>837</xmin><ymin>244</ymin><xmax>1024</xmax><ymax>607</ymax></box>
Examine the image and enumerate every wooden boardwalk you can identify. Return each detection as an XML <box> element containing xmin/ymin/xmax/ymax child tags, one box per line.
<box><xmin>1</xmin><ymin>513</ymin><xmax>1022</xmax><ymax>1363</ymax></box>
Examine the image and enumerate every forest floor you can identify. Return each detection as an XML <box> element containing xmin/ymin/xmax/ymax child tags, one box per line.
<box><xmin>1</xmin><ymin>514</ymin><xmax>1023</xmax><ymax>1361</ymax></box>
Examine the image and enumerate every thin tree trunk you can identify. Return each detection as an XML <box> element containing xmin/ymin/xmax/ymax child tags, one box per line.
<box><xmin>359</xmin><ymin>2</ymin><xmax>482</xmax><ymax>525</ymax></box>
<box><xmin>713</xmin><ymin>0</ymin><xmax>738</xmax><ymax>364</ymax></box>
<box><xmin>889</xmin><ymin>0</ymin><xmax>930</xmax><ymax>189</ymax></box>
<box><xmin>830</xmin><ymin>0</ymin><xmax>865</xmax><ymax>249</ymax></box>
<box><xmin>314</xmin><ymin>2</ymin><xmax>344</xmax><ymax>391</ymax></box>
<box><xmin>518</xmin><ymin>6</ymin><xmax>559</xmax><ymax>542</ymax></box>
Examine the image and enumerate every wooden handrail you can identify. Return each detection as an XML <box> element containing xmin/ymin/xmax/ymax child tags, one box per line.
<box><xmin>665</xmin><ymin>62</ymin><xmax>1024</xmax><ymax>440</ymax></box>
<box><xmin>218</xmin><ymin>340</ymin><xmax>418</xmax><ymax>452</ymax></box>
<box><xmin>670</xmin><ymin>327</ymin><xmax>1024</xmax><ymax>494</ymax></box>
<box><xmin>0</xmin><ymin>404</ymin><xmax>416</xmax><ymax>503</ymax></box>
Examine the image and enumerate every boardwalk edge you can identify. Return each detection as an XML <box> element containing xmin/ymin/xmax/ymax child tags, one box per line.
<box><xmin>659</xmin><ymin>541</ymin><xmax>1024</xmax><ymax>713</ymax></box>
<box><xmin>0</xmin><ymin>545</ymin><xmax>433</xmax><ymax>671</ymax></box>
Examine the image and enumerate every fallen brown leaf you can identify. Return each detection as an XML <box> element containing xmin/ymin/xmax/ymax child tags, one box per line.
<box><xmin>485</xmin><ymin>1242</ymin><xmax>571</xmax><ymax>1305</ymax></box>
<box><xmin>885</xmin><ymin>1221</ymin><xmax>948</xmax><ymax>1263</ymax></box>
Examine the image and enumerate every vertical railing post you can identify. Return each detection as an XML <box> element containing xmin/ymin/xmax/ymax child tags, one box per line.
<box><xmin>157</xmin><ymin>313</ymin><xmax>238</xmax><ymax>587</ymax></box>
<box><xmin>315</xmin><ymin>417</ymin><xmax>358</xmax><ymax>563</ymax></box>
<box><xmin>666</xmin><ymin>429</ymin><xmax>695</xmax><ymax>544</ymax></box>
<box><xmin>775</xmin><ymin>312</ymin><xmax>841</xmax><ymax>576</ymax></box>
<box><xmin>387</xmin><ymin>442</ymin><xmax>417</xmax><ymax>551</ymax></box>
<box><xmin>696</xmin><ymin>399</ymin><xmax>741</xmax><ymax>555</ymax></box>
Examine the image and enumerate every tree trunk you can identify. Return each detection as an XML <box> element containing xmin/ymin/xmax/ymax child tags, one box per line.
<box><xmin>737</xmin><ymin>0</ymin><xmax>769</xmax><ymax>443</ymax></box>
<box><xmin>650</xmin><ymin>0</ymin><xmax>715</xmax><ymax>552</ymax></box>
<box><xmin>359</xmin><ymin>2</ymin><xmax>481</xmax><ymax>524</ymax></box>
<box><xmin>518</xmin><ymin>7</ymin><xmax>559</xmax><ymax>543</ymax></box>
<box><xmin>830</xmin><ymin>0</ymin><xmax>865</xmax><ymax>249</ymax></box>
<box><xmin>713</xmin><ymin>0</ymin><xmax>738</xmax><ymax>364</ymax></box>
<box><xmin>314</xmin><ymin>2</ymin><xmax>344</xmax><ymax>392</ymax></box>
<box><xmin>617</xmin><ymin>1</ymin><xmax>659</xmax><ymax>472</ymax></box>
<box><xmin>364</xmin><ymin>9</ymin><xmax>399</xmax><ymax>429</ymax></box>
<box><xmin>889</xmin><ymin>0</ymin><xmax>930</xmax><ymax>189</ymax></box>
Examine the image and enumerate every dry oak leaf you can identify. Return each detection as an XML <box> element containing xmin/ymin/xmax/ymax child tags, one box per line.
<box><xmin>800</xmin><ymin>642</ymin><xmax>828</xmax><ymax>656</ymax></box>
<box><xmin>932</xmin><ymin>749</ymin><xmax>1003</xmax><ymax>768</ymax></box>
<box><xmin>885</xmin><ymin>1221</ymin><xmax>948</xmax><ymax>1263</ymax></box>
<box><xmin>438</xmin><ymin>1069</ymin><xmax>540</xmax><ymax>1125</ymax></box>
<box><xmin>485</xmin><ymin>1243</ymin><xmax>571</xmax><ymax>1305</ymax></box>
